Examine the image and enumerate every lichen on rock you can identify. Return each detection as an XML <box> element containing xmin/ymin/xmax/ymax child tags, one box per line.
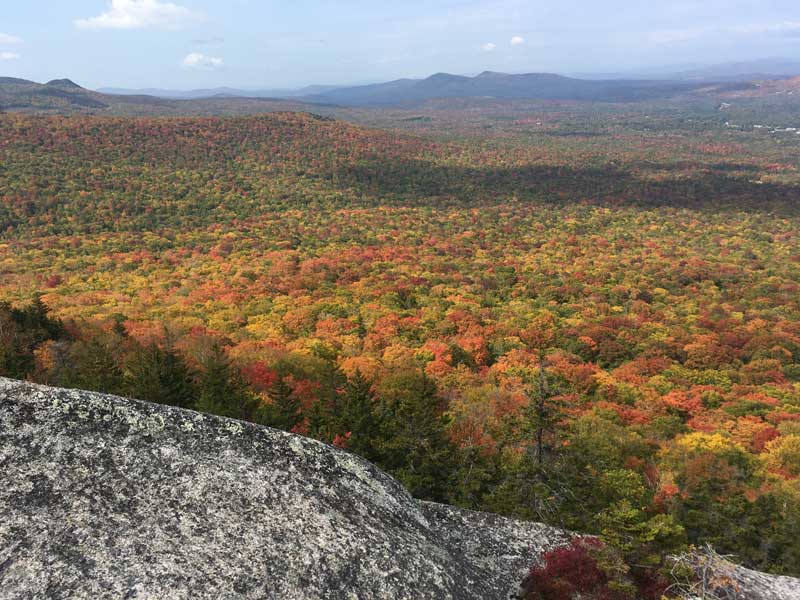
<box><xmin>0</xmin><ymin>377</ymin><xmax>569</xmax><ymax>599</ymax></box>
<box><xmin>3</xmin><ymin>377</ymin><xmax>798</xmax><ymax>600</ymax></box>
<box><xmin>670</xmin><ymin>547</ymin><xmax>800</xmax><ymax>600</ymax></box>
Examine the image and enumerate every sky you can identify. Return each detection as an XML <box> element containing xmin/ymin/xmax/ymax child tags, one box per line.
<box><xmin>1</xmin><ymin>0</ymin><xmax>799</xmax><ymax>90</ymax></box>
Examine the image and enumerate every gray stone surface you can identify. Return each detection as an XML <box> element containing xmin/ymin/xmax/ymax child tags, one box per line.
<box><xmin>0</xmin><ymin>378</ymin><xmax>570</xmax><ymax>600</ymax></box>
<box><xmin>3</xmin><ymin>377</ymin><xmax>798</xmax><ymax>599</ymax></box>
<box><xmin>673</xmin><ymin>550</ymin><xmax>800</xmax><ymax>600</ymax></box>
<box><xmin>717</xmin><ymin>563</ymin><xmax>800</xmax><ymax>600</ymax></box>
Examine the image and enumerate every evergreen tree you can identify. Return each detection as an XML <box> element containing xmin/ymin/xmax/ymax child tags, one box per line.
<box><xmin>375</xmin><ymin>369</ymin><xmax>457</xmax><ymax>502</ymax></box>
<box><xmin>66</xmin><ymin>336</ymin><xmax>125</xmax><ymax>395</ymax></box>
<box><xmin>16</xmin><ymin>295</ymin><xmax>64</xmax><ymax>340</ymax></box>
<box><xmin>125</xmin><ymin>342</ymin><xmax>196</xmax><ymax>408</ymax></box>
<box><xmin>450</xmin><ymin>444</ymin><xmax>499</xmax><ymax>512</ymax></box>
<box><xmin>259</xmin><ymin>375</ymin><xmax>302</xmax><ymax>431</ymax></box>
<box><xmin>195</xmin><ymin>343</ymin><xmax>257</xmax><ymax>420</ymax></box>
<box><xmin>0</xmin><ymin>298</ymin><xmax>65</xmax><ymax>379</ymax></box>
<box><xmin>338</xmin><ymin>370</ymin><xmax>381</xmax><ymax>462</ymax></box>
<box><xmin>0</xmin><ymin>306</ymin><xmax>31</xmax><ymax>379</ymax></box>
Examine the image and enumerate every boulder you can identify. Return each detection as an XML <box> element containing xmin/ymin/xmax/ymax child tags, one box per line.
<box><xmin>0</xmin><ymin>378</ymin><xmax>569</xmax><ymax>599</ymax></box>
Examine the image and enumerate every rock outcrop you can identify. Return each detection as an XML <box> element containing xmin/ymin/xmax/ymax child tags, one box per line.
<box><xmin>0</xmin><ymin>378</ymin><xmax>569</xmax><ymax>599</ymax></box>
<box><xmin>671</xmin><ymin>549</ymin><xmax>800</xmax><ymax>600</ymax></box>
<box><xmin>2</xmin><ymin>377</ymin><xmax>799</xmax><ymax>599</ymax></box>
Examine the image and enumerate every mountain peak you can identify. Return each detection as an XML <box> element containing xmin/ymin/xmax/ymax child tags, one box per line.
<box><xmin>425</xmin><ymin>72</ymin><xmax>467</xmax><ymax>82</ymax></box>
<box><xmin>46</xmin><ymin>78</ymin><xmax>82</xmax><ymax>89</ymax></box>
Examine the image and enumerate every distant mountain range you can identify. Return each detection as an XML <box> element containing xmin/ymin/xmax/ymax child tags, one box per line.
<box><xmin>97</xmin><ymin>84</ymin><xmax>340</xmax><ymax>100</ymax></box>
<box><xmin>96</xmin><ymin>71</ymin><xmax>717</xmax><ymax>105</ymax></box>
<box><xmin>92</xmin><ymin>59</ymin><xmax>800</xmax><ymax>105</ymax></box>
<box><xmin>3</xmin><ymin>60</ymin><xmax>800</xmax><ymax>114</ymax></box>
<box><xmin>667</xmin><ymin>59</ymin><xmax>800</xmax><ymax>81</ymax></box>
<box><xmin>300</xmin><ymin>72</ymin><xmax>724</xmax><ymax>105</ymax></box>
<box><xmin>0</xmin><ymin>77</ymin><xmax>312</xmax><ymax>115</ymax></box>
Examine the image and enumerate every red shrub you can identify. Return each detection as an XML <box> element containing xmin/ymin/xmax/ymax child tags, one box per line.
<box><xmin>521</xmin><ymin>537</ymin><xmax>633</xmax><ymax>600</ymax></box>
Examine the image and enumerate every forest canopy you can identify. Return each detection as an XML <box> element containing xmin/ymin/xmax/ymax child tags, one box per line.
<box><xmin>2</xmin><ymin>108</ymin><xmax>799</xmax><ymax>596</ymax></box>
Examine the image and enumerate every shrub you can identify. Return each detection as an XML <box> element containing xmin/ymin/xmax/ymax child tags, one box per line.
<box><xmin>521</xmin><ymin>537</ymin><xmax>644</xmax><ymax>600</ymax></box>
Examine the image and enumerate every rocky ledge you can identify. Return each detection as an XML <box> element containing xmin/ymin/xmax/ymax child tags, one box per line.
<box><xmin>0</xmin><ymin>378</ymin><xmax>569</xmax><ymax>599</ymax></box>
<box><xmin>2</xmin><ymin>378</ymin><xmax>799</xmax><ymax>600</ymax></box>
<box><xmin>671</xmin><ymin>549</ymin><xmax>800</xmax><ymax>600</ymax></box>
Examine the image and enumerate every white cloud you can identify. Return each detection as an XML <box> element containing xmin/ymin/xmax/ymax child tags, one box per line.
<box><xmin>0</xmin><ymin>33</ymin><xmax>22</xmax><ymax>45</ymax></box>
<box><xmin>74</xmin><ymin>0</ymin><xmax>201</xmax><ymax>31</ymax></box>
<box><xmin>481</xmin><ymin>42</ymin><xmax>497</xmax><ymax>52</ymax></box>
<box><xmin>510</xmin><ymin>35</ymin><xmax>525</xmax><ymax>46</ymax></box>
<box><xmin>182</xmin><ymin>52</ymin><xmax>224</xmax><ymax>69</ymax></box>
<box><xmin>0</xmin><ymin>52</ymin><xmax>19</xmax><ymax>61</ymax></box>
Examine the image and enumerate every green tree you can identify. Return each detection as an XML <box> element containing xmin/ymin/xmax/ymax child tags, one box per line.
<box><xmin>125</xmin><ymin>342</ymin><xmax>196</xmax><ymax>408</ymax></box>
<box><xmin>375</xmin><ymin>369</ymin><xmax>457</xmax><ymax>502</ymax></box>
<box><xmin>259</xmin><ymin>375</ymin><xmax>302</xmax><ymax>432</ymax></box>
<box><xmin>337</xmin><ymin>370</ymin><xmax>382</xmax><ymax>462</ymax></box>
<box><xmin>195</xmin><ymin>344</ymin><xmax>258</xmax><ymax>421</ymax></box>
<box><xmin>0</xmin><ymin>297</ymin><xmax>65</xmax><ymax>379</ymax></box>
<box><xmin>66</xmin><ymin>335</ymin><xmax>125</xmax><ymax>395</ymax></box>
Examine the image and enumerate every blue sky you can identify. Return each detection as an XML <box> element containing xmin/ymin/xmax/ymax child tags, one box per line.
<box><xmin>1</xmin><ymin>0</ymin><xmax>799</xmax><ymax>89</ymax></box>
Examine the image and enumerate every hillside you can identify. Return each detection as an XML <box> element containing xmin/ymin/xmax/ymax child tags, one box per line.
<box><xmin>3</xmin><ymin>378</ymin><xmax>799</xmax><ymax>599</ymax></box>
<box><xmin>308</xmin><ymin>71</ymin><xmax>720</xmax><ymax>105</ymax></box>
<box><xmin>669</xmin><ymin>59</ymin><xmax>800</xmax><ymax>81</ymax></box>
<box><xmin>717</xmin><ymin>76</ymin><xmax>800</xmax><ymax>98</ymax></box>
<box><xmin>1</xmin><ymin>111</ymin><xmax>800</xmax><ymax>591</ymax></box>
<box><xmin>1</xmin><ymin>111</ymin><xmax>798</xmax><ymax>241</ymax></box>
<box><xmin>0</xmin><ymin>78</ymin><xmax>316</xmax><ymax>116</ymax></box>
<box><xmin>0</xmin><ymin>72</ymin><xmax>774</xmax><ymax>113</ymax></box>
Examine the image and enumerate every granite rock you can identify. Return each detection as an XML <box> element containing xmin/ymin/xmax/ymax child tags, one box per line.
<box><xmin>3</xmin><ymin>377</ymin><xmax>798</xmax><ymax>599</ymax></box>
<box><xmin>672</xmin><ymin>550</ymin><xmax>800</xmax><ymax>600</ymax></box>
<box><xmin>0</xmin><ymin>378</ymin><xmax>569</xmax><ymax>599</ymax></box>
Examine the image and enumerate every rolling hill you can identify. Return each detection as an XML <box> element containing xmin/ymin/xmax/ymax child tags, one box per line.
<box><xmin>97</xmin><ymin>71</ymin><xmax>733</xmax><ymax>106</ymax></box>
<box><xmin>0</xmin><ymin>77</ymin><xmax>316</xmax><ymax>115</ymax></box>
<box><xmin>306</xmin><ymin>71</ymin><xmax>721</xmax><ymax>105</ymax></box>
<box><xmin>0</xmin><ymin>70</ymin><xmax>793</xmax><ymax>115</ymax></box>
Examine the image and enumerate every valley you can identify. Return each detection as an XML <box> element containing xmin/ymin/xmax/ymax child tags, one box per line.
<box><xmin>2</xmin><ymin>94</ymin><xmax>800</xmax><ymax>597</ymax></box>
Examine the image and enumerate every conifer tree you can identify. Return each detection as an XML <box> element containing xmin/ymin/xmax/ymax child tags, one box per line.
<box><xmin>338</xmin><ymin>370</ymin><xmax>381</xmax><ymax>462</ymax></box>
<box><xmin>195</xmin><ymin>343</ymin><xmax>257</xmax><ymax>420</ymax></box>
<box><xmin>0</xmin><ymin>297</ymin><xmax>65</xmax><ymax>379</ymax></box>
<box><xmin>67</xmin><ymin>336</ymin><xmax>125</xmax><ymax>395</ymax></box>
<box><xmin>125</xmin><ymin>342</ymin><xmax>196</xmax><ymax>408</ymax></box>
<box><xmin>259</xmin><ymin>375</ymin><xmax>302</xmax><ymax>432</ymax></box>
<box><xmin>375</xmin><ymin>369</ymin><xmax>456</xmax><ymax>502</ymax></box>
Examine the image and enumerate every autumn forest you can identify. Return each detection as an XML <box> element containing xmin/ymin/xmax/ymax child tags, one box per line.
<box><xmin>2</xmin><ymin>99</ymin><xmax>800</xmax><ymax>597</ymax></box>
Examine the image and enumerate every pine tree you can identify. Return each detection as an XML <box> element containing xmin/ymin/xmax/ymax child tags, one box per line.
<box><xmin>375</xmin><ymin>369</ymin><xmax>457</xmax><ymax>502</ymax></box>
<box><xmin>125</xmin><ymin>342</ymin><xmax>196</xmax><ymax>408</ymax></box>
<box><xmin>18</xmin><ymin>295</ymin><xmax>64</xmax><ymax>339</ymax></box>
<box><xmin>67</xmin><ymin>336</ymin><xmax>125</xmax><ymax>395</ymax></box>
<box><xmin>0</xmin><ymin>298</ymin><xmax>65</xmax><ymax>379</ymax></box>
<box><xmin>259</xmin><ymin>376</ymin><xmax>302</xmax><ymax>432</ymax></box>
<box><xmin>195</xmin><ymin>344</ymin><xmax>257</xmax><ymax>420</ymax></box>
<box><xmin>338</xmin><ymin>370</ymin><xmax>381</xmax><ymax>462</ymax></box>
